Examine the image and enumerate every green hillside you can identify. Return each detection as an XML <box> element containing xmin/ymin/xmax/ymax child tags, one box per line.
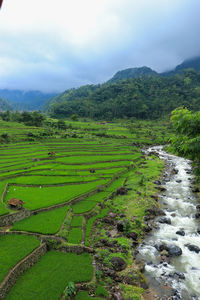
<box><xmin>46</xmin><ymin>69</ymin><xmax>200</xmax><ymax>120</ymax></box>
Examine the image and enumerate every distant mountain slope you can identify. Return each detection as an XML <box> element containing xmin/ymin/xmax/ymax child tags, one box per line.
<box><xmin>0</xmin><ymin>98</ymin><xmax>13</xmax><ymax>111</ymax></box>
<box><xmin>108</xmin><ymin>66</ymin><xmax>158</xmax><ymax>83</ymax></box>
<box><xmin>0</xmin><ymin>89</ymin><xmax>57</xmax><ymax>111</ymax></box>
<box><xmin>162</xmin><ymin>56</ymin><xmax>200</xmax><ymax>76</ymax></box>
<box><xmin>46</xmin><ymin>69</ymin><xmax>200</xmax><ymax>120</ymax></box>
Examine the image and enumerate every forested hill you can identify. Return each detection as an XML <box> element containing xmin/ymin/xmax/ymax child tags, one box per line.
<box><xmin>47</xmin><ymin>69</ymin><xmax>200</xmax><ymax>120</ymax></box>
<box><xmin>0</xmin><ymin>98</ymin><xmax>13</xmax><ymax>111</ymax></box>
<box><xmin>163</xmin><ymin>56</ymin><xmax>200</xmax><ymax>76</ymax></box>
<box><xmin>108</xmin><ymin>66</ymin><xmax>158</xmax><ymax>83</ymax></box>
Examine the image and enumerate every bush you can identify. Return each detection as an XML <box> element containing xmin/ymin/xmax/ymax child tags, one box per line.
<box><xmin>64</xmin><ymin>282</ymin><xmax>75</xmax><ymax>299</ymax></box>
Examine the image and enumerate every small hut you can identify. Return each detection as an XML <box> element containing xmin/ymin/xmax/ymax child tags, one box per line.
<box><xmin>8</xmin><ymin>198</ymin><xmax>25</xmax><ymax>210</ymax></box>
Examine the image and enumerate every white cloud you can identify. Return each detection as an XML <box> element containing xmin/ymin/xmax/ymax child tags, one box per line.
<box><xmin>0</xmin><ymin>0</ymin><xmax>200</xmax><ymax>91</ymax></box>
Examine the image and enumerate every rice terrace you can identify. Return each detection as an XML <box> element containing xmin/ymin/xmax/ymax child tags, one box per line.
<box><xmin>0</xmin><ymin>118</ymin><xmax>171</xmax><ymax>300</ymax></box>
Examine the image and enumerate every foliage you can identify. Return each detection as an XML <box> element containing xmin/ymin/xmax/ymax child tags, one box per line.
<box><xmin>170</xmin><ymin>107</ymin><xmax>200</xmax><ymax>163</ymax></box>
<box><xmin>64</xmin><ymin>282</ymin><xmax>75</xmax><ymax>299</ymax></box>
<box><xmin>47</xmin><ymin>69</ymin><xmax>200</xmax><ymax>120</ymax></box>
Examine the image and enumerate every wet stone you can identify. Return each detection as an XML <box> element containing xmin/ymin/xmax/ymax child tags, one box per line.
<box><xmin>175</xmin><ymin>272</ymin><xmax>185</xmax><ymax>280</ymax></box>
<box><xmin>167</xmin><ymin>244</ymin><xmax>182</xmax><ymax>256</ymax></box>
<box><xmin>158</xmin><ymin>217</ymin><xmax>171</xmax><ymax>225</ymax></box>
<box><xmin>176</xmin><ymin>230</ymin><xmax>185</xmax><ymax>236</ymax></box>
<box><xmin>186</xmin><ymin>244</ymin><xmax>200</xmax><ymax>253</ymax></box>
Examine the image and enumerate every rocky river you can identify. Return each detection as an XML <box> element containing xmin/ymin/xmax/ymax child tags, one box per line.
<box><xmin>137</xmin><ymin>146</ymin><xmax>200</xmax><ymax>300</ymax></box>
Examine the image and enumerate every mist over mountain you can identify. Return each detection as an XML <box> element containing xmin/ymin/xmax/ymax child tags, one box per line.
<box><xmin>0</xmin><ymin>90</ymin><xmax>57</xmax><ymax>111</ymax></box>
<box><xmin>0</xmin><ymin>98</ymin><xmax>13</xmax><ymax>112</ymax></box>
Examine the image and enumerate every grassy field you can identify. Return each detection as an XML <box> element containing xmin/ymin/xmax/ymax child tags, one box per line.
<box><xmin>11</xmin><ymin>205</ymin><xmax>70</xmax><ymax>234</ymax></box>
<box><xmin>0</xmin><ymin>118</ymin><xmax>171</xmax><ymax>299</ymax></box>
<box><xmin>0</xmin><ymin>234</ymin><xmax>40</xmax><ymax>283</ymax></box>
<box><xmin>5</xmin><ymin>251</ymin><xmax>93</xmax><ymax>300</ymax></box>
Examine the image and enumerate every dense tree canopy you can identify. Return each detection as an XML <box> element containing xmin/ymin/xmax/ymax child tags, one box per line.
<box><xmin>170</xmin><ymin>107</ymin><xmax>200</xmax><ymax>167</ymax></box>
<box><xmin>47</xmin><ymin>69</ymin><xmax>200</xmax><ymax>120</ymax></box>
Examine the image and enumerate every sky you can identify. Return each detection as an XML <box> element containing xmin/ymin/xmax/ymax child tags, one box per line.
<box><xmin>0</xmin><ymin>0</ymin><xmax>200</xmax><ymax>92</ymax></box>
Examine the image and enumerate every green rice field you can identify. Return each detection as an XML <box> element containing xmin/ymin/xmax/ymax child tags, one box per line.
<box><xmin>0</xmin><ymin>119</ymin><xmax>169</xmax><ymax>299</ymax></box>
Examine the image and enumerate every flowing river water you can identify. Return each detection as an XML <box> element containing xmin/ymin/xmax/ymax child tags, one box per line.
<box><xmin>137</xmin><ymin>146</ymin><xmax>200</xmax><ymax>300</ymax></box>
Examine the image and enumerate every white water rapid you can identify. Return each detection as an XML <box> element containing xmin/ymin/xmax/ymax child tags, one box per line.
<box><xmin>138</xmin><ymin>146</ymin><xmax>200</xmax><ymax>300</ymax></box>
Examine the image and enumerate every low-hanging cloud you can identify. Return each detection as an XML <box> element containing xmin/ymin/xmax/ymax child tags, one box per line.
<box><xmin>0</xmin><ymin>0</ymin><xmax>200</xmax><ymax>92</ymax></box>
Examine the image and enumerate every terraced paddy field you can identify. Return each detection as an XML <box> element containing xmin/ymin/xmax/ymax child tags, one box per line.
<box><xmin>0</xmin><ymin>119</ymin><xmax>170</xmax><ymax>299</ymax></box>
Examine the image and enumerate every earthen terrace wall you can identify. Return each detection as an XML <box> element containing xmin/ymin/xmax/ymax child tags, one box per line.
<box><xmin>0</xmin><ymin>243</ymin><xmax>47</xmax><ymax>299</ymax></box>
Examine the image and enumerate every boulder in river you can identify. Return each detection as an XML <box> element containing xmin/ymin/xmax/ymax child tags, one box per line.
<box><xmin>176</xmin><ymin>230</ymin><xmax>185</xmax><ymax>236</ymax></box>
<box><xmin>155</xmin><ymin>243</ymin><xmax>182</xmax><ymax>256</ymax></box>
<box><xmin>176</xmin><ymin>179</ymin><xmax>182</xmax><ymax>183</ymax></box>
<box><xmin>158</xmin><ymin>217</ymin><xmax>171</xmax><ymax>225</ymax></box>
<box><xmin>186</xmin><ymin>244</ymin><xmax>200</xmax><ymax>253</ymax></box>
<box><xmin>173</xmin><ymin>271</ymin><xmax>185</xmax><ymax>280</ymax></box>
<box><xmin>154</xmin><ymin>180</ymin><xmax>161</xmax><ymax>185</ymax></box>
<box><xmin>167</xmin><ymin>244</ymin><xmax>182</xmax><ymax>256</ymax></box>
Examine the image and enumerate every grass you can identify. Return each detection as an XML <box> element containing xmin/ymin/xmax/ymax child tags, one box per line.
<box><xmin>0</xmin><ymin>181</ymin><xmax>9</xmax><ymax>216</ymax></box>
<box><xmin>67</xmin><ymin>228</ymin><xmax>82</xmax><ymax>244</ymax></box>
<box><xmin>72</xmin><ymin>200</ymin><xmax>97</xmax><ymax>214</ymax></box>
<box><xmin>85</xmin><ymin>208</ymin><xmax>109</xmax><ymax>246</ymax></box>
<box><xmin>56</xmin><ymin>153</ymin><xmax>140</xmax><ymax>164</ymax></box>
<box><xmin>5</xmin><ymin>251</ymin><xmax>93</xmax><ymax>300</ymax></box>
<box><xmin>11</xmin><ymin>206</ymin><xmax>70</xmax><ymax>234</ymax></box>
<box><xmin>5</xmin><ymin>178</ymin><xmax>110</xmax><ymax>210</ymax></box>
<box><xmin>71</xmin><ymin>216</ymin><xmax>83</xmax><ymax>227</ymax></box>
<box><xmin>0</xmin><ymin>234</ymin><xmax>40</xmax><ymax>283</ymax></box>
<box><xmin>8</xmin><ymin>175</ymin><xmax>101</xmax><ymax>185</ymax></box>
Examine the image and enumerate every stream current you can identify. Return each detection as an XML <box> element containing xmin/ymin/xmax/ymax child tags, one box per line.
<box><xmin>137</xmin><ymin>146</ymin><xmax>200</xmax><ymax>299</ymax></box>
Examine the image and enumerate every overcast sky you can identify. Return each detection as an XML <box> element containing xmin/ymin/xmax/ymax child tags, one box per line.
<box><xmin>0</xmin><ymin>0</ymin><xmax>200</xmax><ymax>92</ymax></box>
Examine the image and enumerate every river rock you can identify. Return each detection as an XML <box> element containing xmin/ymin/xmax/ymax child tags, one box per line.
<box><xmin>192</xmin><ymin>187</ymin><xmax>200</xmax><ymax>193</ymax></box>
<box><xmin>117</xmin><ymin>187</ymin><xmax>128</xmax><ymax>195</ymax></box>
<box><xmin>197</xmin><ymin>227</ymin><xmax>200</xmax><ymax>234</ymax></box>
<box><xmin>112</xmin><ymin>292</ymin><xmax>125</xmax><ymax>300</ymax></box>
<box><xmin>196</xmin><ymin>205</ymin><xmax>200</xmax><ymax>210</ymax></box>
<box><xmin>176</xmin><ymin>230</ymin><xmax>185</xmax><ymax>236</ymax></box>
<box><xmin>110</xmin><ymin>256</ymin><xmax>127</xmax><ymax>271</ymax></box>
<box><xmin>173</xmin><ymin>271</ymin><xmax>185</xmax><ymax>280</ymax></box>
<box><xmin>167</xmin><ymin>244</ymin><xmax>182</xmax><ymax>256</ymax></box>
<box><xmin>154</xmin><ymin>180</ymin><xmax>161</xmax><ymax>185</ymax></box>
<box><xmin>186</xmin><ymin>244</ymin><xmax>200</xmax><ymax>253</ymax></box>
<box><xmin>150</xmin><ymin>194</ymin><xmax>159</xmax><ymax>201</ymax></box>
<box><xmin>155</xmin><ymin>243</ymin><xmax>182</xmax><ymax>256</ymax></box>
<box><xmin>117</xmin><ymin>219</ymin><xmax>130</xmax><ymax>232</ymax></box>
<box><xmin>145</xmin><ymin>207</ymin><xmax>166</xmax><ymax>217</ymax></box>
<box><xmin>127</xmin><ymin>232</ymin><xmax>138</xmax><ymax>241</ymax></box>
<box><xmin>176</xmin><ymin>179</ymin><xmax>182</xmax><ymax>183</ymax></box>
<box><xmin>158</xmin><ymin>217</ymin><xmax>171</xmax><ymax>224</ymax></box>
<box><xmin>171</xmin><ymin>168</ymin><xmax>178</xmax><ymax>174</ymax></box>
<box><xmin>155</xmin><ymin>186</ymin><xmax>166</xmax><ymax>192</ymax></box>
<box><xmin>195</xmin><ymin>213</ymin><xmax>200</xmax><ymax>219</ymax></box>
